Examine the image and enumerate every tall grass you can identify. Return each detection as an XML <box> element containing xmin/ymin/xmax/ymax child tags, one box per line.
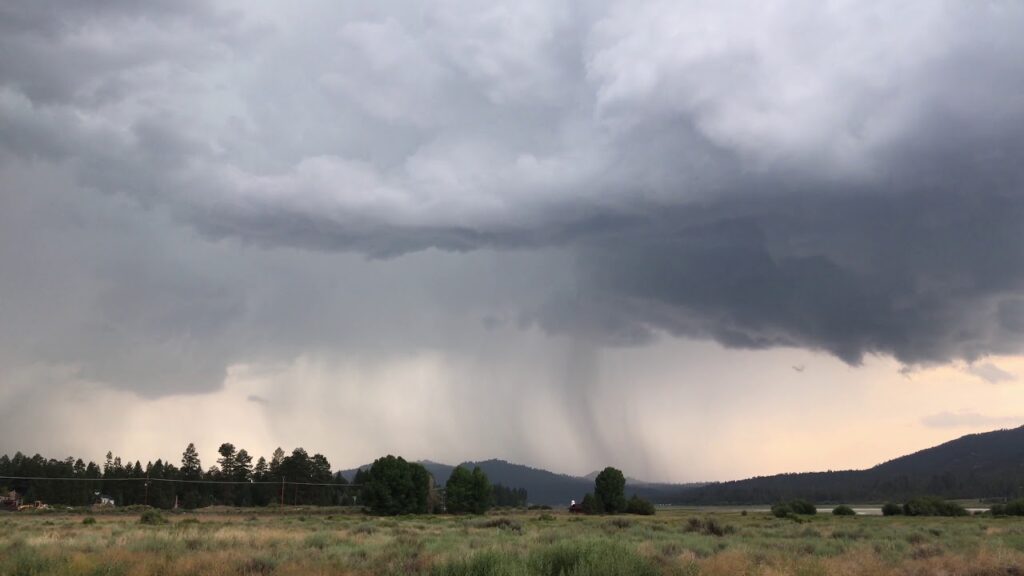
<box><xmin>0</xmin><ymin>508</ymin><xmax>1023</xmax><ymax>575</ymax></box>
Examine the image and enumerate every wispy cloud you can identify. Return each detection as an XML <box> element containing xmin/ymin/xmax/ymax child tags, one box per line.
<box><xmin>246</xmin><ymin>395</ymin><xmax>269</xmax><ymax>406</ymax></box>
<box><xmin>965</xmin><ymin>363</ymin><xmax>1016</xmax><ymax>384</ymax></box>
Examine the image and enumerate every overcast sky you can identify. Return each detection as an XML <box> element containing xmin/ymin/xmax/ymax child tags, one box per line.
<box><xmin>2</xmin><ymin>0</ymin><xmax>1024</xmax><ymax>482</ymax></box>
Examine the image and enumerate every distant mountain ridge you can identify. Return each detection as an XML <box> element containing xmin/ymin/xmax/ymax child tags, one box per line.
<box><xmin>340</xmin><ymin>427</ymin><xmax>1024</xmax><ymax>506</ymax></box>
<box><xmin>340</xmin><ymin>458</ymin><xmax>703</xmax><ymax>506</ymax></box>
<box><xmin>675</xmin><ymin>426</ymin><xmax>1024</xmax><ymax>504</ymax></box>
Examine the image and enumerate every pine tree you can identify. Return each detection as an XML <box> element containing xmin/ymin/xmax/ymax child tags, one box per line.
<box><xmin>179</xmin><ymin>443</ymin><xmax>203</xmax><ymax>508</ymax></box>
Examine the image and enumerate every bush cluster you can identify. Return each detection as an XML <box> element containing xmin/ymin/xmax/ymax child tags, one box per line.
<box><xmin>626</xmin><ymin>495</ymin><xmax>655</xmax><ymax>515</ymax></box>
<box><xmin>881</xmin><ymin>502</ymin><xmax>903</xmax><ymax>516</ymax></box>
<box><xmin>435</xmin><ymin>542</ymin><xmax>660</xmax><ymax>576</ymax></box>
<box><xmin>139</xmin><ymin>510</ymin><xmax>167</xmax><ymax>525</ymax></box>
<box><xmin>771</xmin><ymin>499</ymin><xmax>817</xmax><ymax>517</ymax></box>
<box><xmin>988</xmin><ymin>499</ymin><xmax>1024</xmax><ymax>516</ymax></box>
<box><xmin>684</xmin><ymin>516</ymin><xmax>735</xmax><ymax>536</ymax></box>
<box><xmin>475</xmin><ymin>517</ymin><xmax>522</xmax><ymax>533</ymax></box>
<box><xmin>832</xmin><ymin>504</ymin><xmax>856</xmax><ymax>516</ymax></box>
<box><xmin>902</xmin><ymin>496</ymin><xmax>967</xmax><ymax>517</ymax></box>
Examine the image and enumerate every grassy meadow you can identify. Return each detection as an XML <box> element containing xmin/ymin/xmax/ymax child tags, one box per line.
<box><xmin>2</xmin><ymin>507</ymin><xmax>1024</xmax><ymax>576</ymax></box>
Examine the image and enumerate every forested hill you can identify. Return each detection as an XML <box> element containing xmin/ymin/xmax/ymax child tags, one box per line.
<box><xmin>674</xmin><ymin>426</ymin><xmax>1024</xmax><ymax>504</ymax></box>
<box><xmin>343</xmin><ymin>459</ymin><xmax>703</xmax><ymax>506</ymax></box>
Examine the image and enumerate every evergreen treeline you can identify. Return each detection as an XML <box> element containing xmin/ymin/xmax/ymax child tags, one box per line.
<box><xmin>445</xmin><ymin>465</ymin><xmax>491</xmax><ymax>514</ymax></box>
<box><xmin>0</xmin><ymin>448</ymin><xmax>531</xmax><ymax>515</ymax></box>
<box><xmin>492</xmin><ymin>483</ymin><xmax>528</xmax><ymax>507</ymax></box>
<box><xmin>0</xmin><ymin>443</ymin><xmax>351</xmax><ymax>508</ymax></box>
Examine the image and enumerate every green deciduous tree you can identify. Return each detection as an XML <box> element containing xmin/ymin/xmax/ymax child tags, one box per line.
<box><xmin>361</xmin><ymin>455</ymin><xmax>430</xmax><ymax>515</ymax></box>
<box><xmin>594</xmin><ymin>467</ymin><xmax>627</xmax><ymax>514</ymax></box>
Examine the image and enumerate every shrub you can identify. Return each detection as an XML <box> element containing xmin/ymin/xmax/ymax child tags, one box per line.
<box><xmin>304</xmin><ymin>531</ymin><xmax>337</xmax><ymax>550</ymax></box>
<box><xmin>476</xmin><ymin>517</ymin><xmax>522</xmax><ymax>533</ymax></box>
<box><xmin>431</xmin><ymin>550</ymin><xmax>522</xmax><ymax>576</ymax></box>
<box><xmin>789</xmin><ymin>499</ymin><xmax>817</xmax><ymax>515</ymax></box>
<box><xmin>881</xmin><ymin>502</ymin><xmax>903</xmax><ymax>516</ymax></box>
<box><xmin>562</xmin><ymin>544</ymin><xmax>659</xmax><ymax>576</ymax></box>
<box><xmin>902</xmin><ymin>497</ymin><xmax>967</xmax><ymax>517</ymax></box>
<box><xmin>351</xmin><ymin>523</ymin><xmax>376</xmax><ymax>535</ymax></box>
<box><xmin>607</xmin><ymin>518</ymin><xmax>633</xmax><ymax>530</ymax></box>
<box><xmin>1006</xmin><ymin>499</ymin><xmax>1024</xmax><ymax>515</ymax></box>
<box><xmin>580</xmin><ymin>493</ymin><xmax>601</xmax><ymax>515</ymax></box>
<box><xmin>528</xmin><ymin>542</ymin><xmax>659</xmax><ymax>576</ymax></box>
<box><xmin>139</xmin><ymin>510</ymin><xmax>167</xmax><ymax>525</ymax></box>
<box><xmin>82</xmin><ymin>516</ymin><xmax>97</xmax><ymax>525</ymax></box>
<box><xmin>626</xmin><ymin>495</ymin><xmax>655</xmax><ymax>516</ymax></box>
<box><xmin>771</xmin><ymin>503</ymin><xmax>793</xmax><ymax>518</ymax></box>
<box><xmin>684</xmin><ymin>517</ymin><xmax>735</xmax><ymax>537</ymax></box>
<box><xmin>239</xmin><ymin>556</ymin><xmax>277</xmax><ymax>576</ymax></box>
<box><xmin>772</xmin><ymin>499</ymin><xmax>817</xmax><ymax>517</ymax></box>
<box><xmin>991</xmin><ymin>499</ymin><xmax>1024</xmax><ymax>516</ymax></box>
<box><xmin>832</xmin><ymin>505</ymin><xmax>856</xmax><ymax>516</ymax></box>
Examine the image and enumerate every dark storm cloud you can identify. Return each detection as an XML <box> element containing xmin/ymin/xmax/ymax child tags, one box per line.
<box><xmin>2</xmin><ymin>0</ymin><xmax>1024</xmax><ymax>402</ymax></box>
<box><xmin>546</xmin><ymin>189</ymin><xmax>1024</xmax><ymax>365</ymax></box>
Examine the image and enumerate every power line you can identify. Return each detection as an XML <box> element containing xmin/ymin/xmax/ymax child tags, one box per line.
<box><xmin>0</xmin><ymin>475</ymin><xmax>362</xmax><ymax>487</ymax></box>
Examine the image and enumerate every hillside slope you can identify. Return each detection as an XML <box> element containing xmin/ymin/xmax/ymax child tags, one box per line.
<box><xmin>676</xmin><ymin>426</ymin><xmax>1024</xmax><ymax>504</ymax></box>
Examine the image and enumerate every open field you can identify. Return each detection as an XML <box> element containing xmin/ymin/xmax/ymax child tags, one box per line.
<box><xmin>2</xmin><ymin>507</ymin><xmax>1024</xmax><ymax>576</ymax></box>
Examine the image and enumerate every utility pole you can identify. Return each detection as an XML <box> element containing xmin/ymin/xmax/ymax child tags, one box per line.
<box><xmin>280</xmin><ymin>477</ymin><xmax>285</xmax><ymax>509</ymax></box>
<box><xmin>144</xmin><ymin>472</ymin><xmax>149</xmax><ymax>506</ymax></box>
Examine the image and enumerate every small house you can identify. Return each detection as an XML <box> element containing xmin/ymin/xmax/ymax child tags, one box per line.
<box><xmin>1</xmin><ymin>490</ymin><xmax>21</xmax><ymax>510</ymax></box>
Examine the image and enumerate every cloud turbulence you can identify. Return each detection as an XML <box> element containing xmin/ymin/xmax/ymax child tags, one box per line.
<box><xmin>2</xmin><ymin>1</ymin><xmax>1024</xmax><ymax>476</ymax></box>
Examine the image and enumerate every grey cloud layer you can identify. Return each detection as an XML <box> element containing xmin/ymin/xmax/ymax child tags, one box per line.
<box><xmin>0</xmin><ymin>162</ymin><xmax>569</xmax><ymax>395</ymax></box>
<box><xmin>3</xmin><ymin>0</ymin><xmax>1024</xmax><ymax>392</ymax></box>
